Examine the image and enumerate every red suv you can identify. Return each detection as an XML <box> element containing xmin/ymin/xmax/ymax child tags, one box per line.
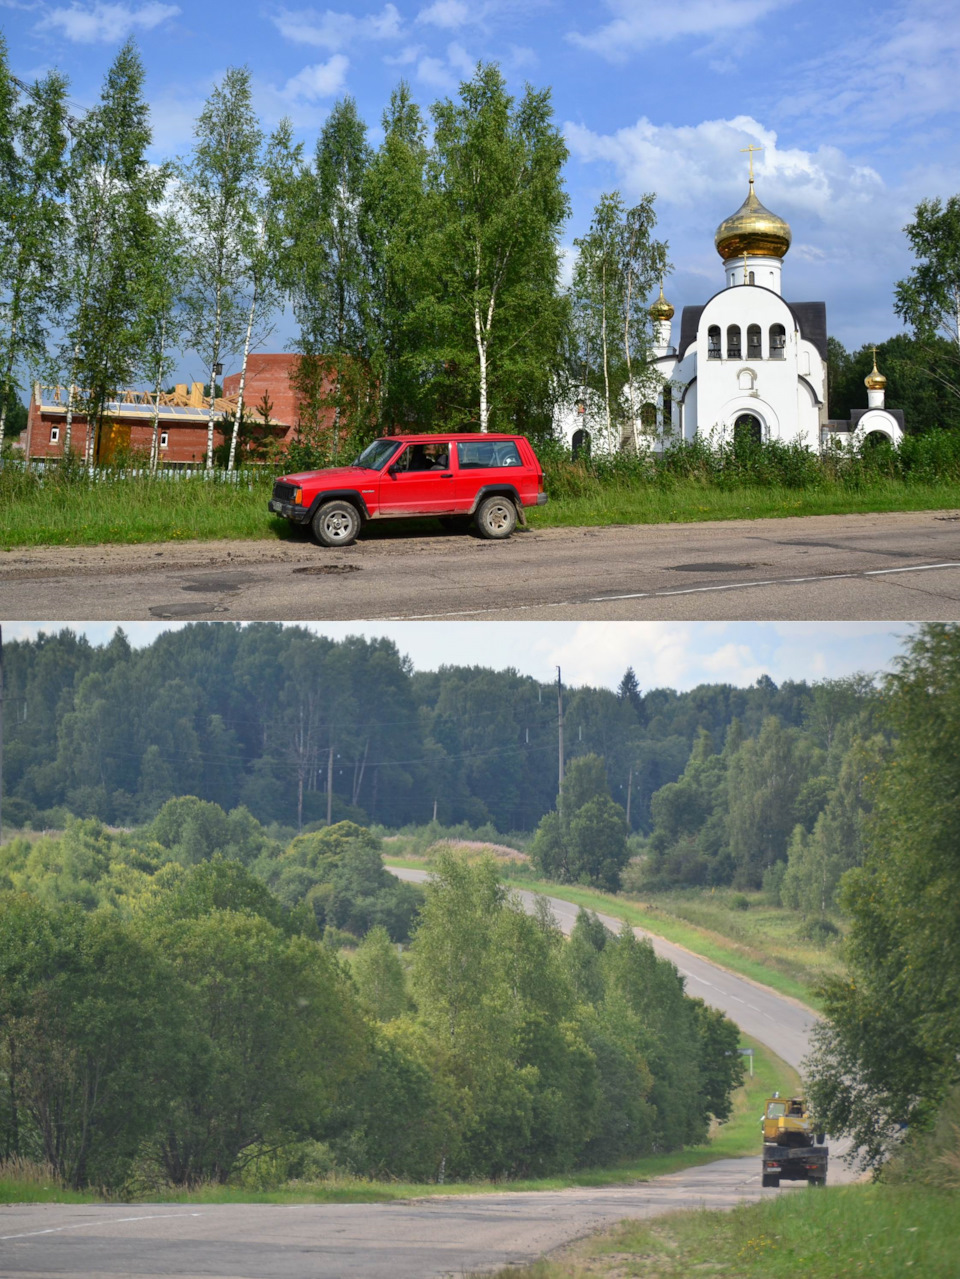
<box><xmin>269</xmin><ymin>433</ymin><xmax>547</xmax><ymax>547</ymax></box>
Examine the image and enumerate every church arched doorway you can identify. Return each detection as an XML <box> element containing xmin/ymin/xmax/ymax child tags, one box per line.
<box><xmin>733</xmin><ymin>413</ymin><xmax>763</xmax><ymax>447</ymax></box>
<box><xmin>572</xmin><ymin>427</ymin><xmax>591</xmax><ymax>460</ymax></box>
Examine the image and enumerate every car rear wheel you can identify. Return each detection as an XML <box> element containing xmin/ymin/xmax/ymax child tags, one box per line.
<box><xmin>312</xmin><ymin>500</ymin><xmax>361</xmax><ymax>547</ymax></box>
<box><xmin>761</xmin><ymin>1174</ymin><xmax>780</xmax><ymax>1188</ymax></box>
<box><xmin>475</xmin><ymin>495</ymin><xmax>517</xmax><ymax>540</ymax></box>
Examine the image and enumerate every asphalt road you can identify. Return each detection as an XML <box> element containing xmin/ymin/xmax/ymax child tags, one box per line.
<box><xmin>2</xmin><ymin>509</ymin><xmax>959</xmax><ymax>620</ymax></box>
<box><xmin>0</xmin><ymin>875</ymin><xmax>848</xmax><ymax>1279</ymax></box>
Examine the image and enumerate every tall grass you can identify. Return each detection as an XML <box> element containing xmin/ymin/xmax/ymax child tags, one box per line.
<box><xmin>486</xmin><ymin>1184</ymin><xmax>960</xmax><ymax>1279</ymax></box>
<box><xmin>2</xmin><ymin>431</ymin><xmax>959</xmax><ymax>547</ymax></box>
<box><xmin>0</xmin><ymin>456</ymin><xmax>281</xmax><ymax>547</ymax></box>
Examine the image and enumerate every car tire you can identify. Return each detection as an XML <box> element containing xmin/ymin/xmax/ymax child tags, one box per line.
<box><xmin>475</xmin><ymin>495</ymin><xmax>517</xmax><ymax>540</ymax></box>
<box><xmin>312</xmin><ymin>500</ymin><xmax>361</xmax><ymax>547</ymax></box>
<box><xmin>761</xmin><ymin>1174</ymin><xmax>779</xmax><ymax>1188</ymax></box>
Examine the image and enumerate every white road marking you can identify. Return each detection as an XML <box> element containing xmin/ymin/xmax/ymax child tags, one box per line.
<box><xmin>384</xmin><ymin>560</ymin><xmax>960</xmax><ymax>620</ymax></box>
<box><xmin>1</xmin><ymin>1211</ymin><xmax>203</xmax><ymax>1241</ymax></box>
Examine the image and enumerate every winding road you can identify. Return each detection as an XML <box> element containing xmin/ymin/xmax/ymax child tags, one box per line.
<box><xmin>0</xmin><ymin>874</ymin><xmax>845</xmax><ymax>1279</ymax></box>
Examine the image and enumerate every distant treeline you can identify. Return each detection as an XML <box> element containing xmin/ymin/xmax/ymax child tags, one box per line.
<box><xmin>1</xmin><ymin>623</ymin><xmax>868</xmax><ymax>839</ymax></box>
<box><xmin>0</xmin><ymin>819</ymin><xmax>742</xmax><ymax>1190</ymax></box>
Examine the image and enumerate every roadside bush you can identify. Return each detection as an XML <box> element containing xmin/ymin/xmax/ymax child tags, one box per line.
<box><xmin>797</xmin><ymin>916</ymin><xmax>840</xmax><ymax>947</ymax></box>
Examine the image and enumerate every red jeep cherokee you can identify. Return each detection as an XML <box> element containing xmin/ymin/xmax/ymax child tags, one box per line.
<box><xmin>269</xmin><ymin>433</ymin><xmax>547</xmax><ymax>547</ymax></box>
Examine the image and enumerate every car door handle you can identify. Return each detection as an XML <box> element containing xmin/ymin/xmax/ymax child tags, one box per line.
<box><xmin>439</xmin><ymin>472</ymin><xmax>452</xmax><ymax>478</ymax></box>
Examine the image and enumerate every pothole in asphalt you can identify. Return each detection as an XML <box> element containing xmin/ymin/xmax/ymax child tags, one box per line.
<box><xmin>292</xmin><ymin>564</ymin><xmax>361</xmax><ymax>575</ymax></box>
<box><xmin>670</xmin><ymin>562</ymin><xmax>759</xmax><ymax>572</ymax></box>
<box><xmin>181</xmin><ymin>572</ymin><xmax>258</xmax><ymax>592</ymax></box>
<box><xmin>149</xmin><ymin>603</ymin><xmax>230</xmax><ymax>618</ymax></box>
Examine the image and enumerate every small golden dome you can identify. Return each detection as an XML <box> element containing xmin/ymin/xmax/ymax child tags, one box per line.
<box><xmin>864</xmin><ymin>349</ymin><xmax>886</xmax><ymax>390</ymax></box>
<box><xmin>650</xmin><ymin>283</ymin><xmax>674</xmax><ymax>321</ymax></box>
<box><xmin>715</xmin><ymin>179</ymin><xmax>791</xmax><ymax>261</ymax></box>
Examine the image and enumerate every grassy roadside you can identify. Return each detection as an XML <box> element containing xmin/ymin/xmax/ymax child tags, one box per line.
<box><xmin>482</xmin><ymin>1183</ymin><xmax>960</xmax><ymax>1279</ymax></box>
<box><xmin>385</xmin><ymin>859</ymin><xmax>821</xmax><ymax>1009</ymax></box>
<box><xmin>1</xmin><ymin>467</ymin><xmax>957</xmax><ymax>548</ymax></box>
<box><xmin>0</xmin><ymin>1034</ymin><xmax>796</xmax><ymax>1206</ymax></box>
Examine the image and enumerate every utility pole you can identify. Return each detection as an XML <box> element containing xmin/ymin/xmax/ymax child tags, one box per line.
<box><xmin>556</xmin><ymin>665</ymin><xmax>564</xmax><ymax>821</ymax></box>
<box><xmin>626</xmin><ymin>767</ymin><xmax>633</xmax><ymax>829</ymax></box>
<box><xmin>326</xmin><ymin>741</ymin><xmax>334</xmax><ymax>827</ymax></box>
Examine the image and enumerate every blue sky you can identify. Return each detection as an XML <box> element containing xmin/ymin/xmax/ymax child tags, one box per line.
<box><xmin>4</xmin><ymin>0</ymin><xmax>958</xmax><ymax>373</ymax></box>
<box><xmin>1</xmin><ymin>621</ymin><xmax>915</xmax><ymax>691</ymax></box>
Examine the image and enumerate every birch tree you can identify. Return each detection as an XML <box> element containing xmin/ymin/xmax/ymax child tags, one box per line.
<box><xmin>179</xmin><ymin>67</ymin><xmax>261</xmax><ymax>469</ymax></box>
<box><xmin>894</xmin><ymin>195</ymin><xmax>960</xmax><ymax>403</ymax></box>
<box><xmin>59</xmin><ymin>42</ymin><xmax>165</xmax><ymax>463</ymax></box>
<box><xmin>0</xmin><ymin>49</ymin><xmax>69</xmax><ymax>455</ymax></box>
<box><xmin>425</xmin><ymin>63</ymin><xmax>568</xmax><ymax>433</ymax></box>
<box><xmin>226</xmin><ymin>120</ymin><xmax>299</xmax><ymax>470</ymax></box>
<box><xmin>571</xmin><ymin>192</ymin><xmax>666</xmax><ymax>450</ymax></box>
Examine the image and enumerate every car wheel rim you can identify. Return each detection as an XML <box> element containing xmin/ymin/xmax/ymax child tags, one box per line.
<box><xmin>324</xmin><ymin>514</ymin><xmax>353</xmax><ymax>540</ymax></box>
<box><xmin>486</xmin><ymin>504</ymin><xmax>510</xmax><ymax>530</ymax></box>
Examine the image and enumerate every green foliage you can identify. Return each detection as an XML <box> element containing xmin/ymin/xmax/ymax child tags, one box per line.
<box><xmin>0</xmin><ymin>893</ymin><xmax>186</xmax><ymax>1187</ymax></box>
<box><xmin>569</xmin><ymin>190</ymin><xmax>667</xmax><ymax>450</ymax></box>
<box><xmin>808</xmin><ymin>625</ymin><xmax>960</xmax><ymax>1168</ymax></box>
<box><xmin>349</xmin><ymin>926</ymin><xmax>409</xmax><ymax>1021</ymax></box>
<box><xmin>530</xmin><ymin>754</ymin><xmax>629</xmax><ymax>890</ymax></box>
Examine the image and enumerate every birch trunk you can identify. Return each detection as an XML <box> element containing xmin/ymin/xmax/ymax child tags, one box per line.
<box><xmin>205</xmin><ymin>278</ymin><xmax>223</xmax><ymax>470</ymax></box>
<box><xmin>601</xmin><ymin>259</ymin><xmax>611</xmax><ymax>444</ymax></box>
<box><xmin>0</xmin><ymin>312</ymin><xmax>20</xmax><ymax>456</ymax></box>
<box><xmin>474</xmin><ymin>285</ymin><xmax>496</xmax><ymax>434</ymax></box>
<box><xmin>623</xmin><ymin>263</ymin><xmax>636</xmax><ymax>451</ymax></box>
<box><xmin>475</xmin><ymin>302</ymin><xmax>488</xmax><ymax>433</ymax></box>
<box><xmin>228</xmin><ymin>284</ymin><xmax>257</xmax><ymax>471</ymax></box>
<box><xmin>149</xmin><ymin>316</ymin><xmax>166</xmax><ymax>471</ymax></box>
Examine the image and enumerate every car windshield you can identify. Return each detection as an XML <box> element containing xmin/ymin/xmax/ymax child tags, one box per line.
<box><xmin>354</xmin><ymin>439</ymin><xmax>401</xmax><ymax>470</ymax></box>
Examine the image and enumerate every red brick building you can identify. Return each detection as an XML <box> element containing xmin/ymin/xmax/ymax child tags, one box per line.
<box><xmin>22</xmin><ymin>355</ymin><xmax>343</xmax><ymax>465</ymax></box>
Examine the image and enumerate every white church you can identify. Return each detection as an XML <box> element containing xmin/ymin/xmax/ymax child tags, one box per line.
<box><xmin>565</xmin><ymin>154</ymin><xmax>904</xmax><ymax>454</ymax></box>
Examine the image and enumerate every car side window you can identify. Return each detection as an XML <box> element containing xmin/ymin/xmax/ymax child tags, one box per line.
<box><xmin>392</xmin><ymin>443</ymin><xmax>450</xmax><ymax>472</ymax></box>
<box><xmin>456</xmin><ymin>441</ymin><xmax>522</xmax><ymax>469</ymax></box>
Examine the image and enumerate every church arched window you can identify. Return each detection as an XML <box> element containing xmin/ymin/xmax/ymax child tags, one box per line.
<box><xmin>640</xmin><ymin>402</ymin><xmax>657</xmax><ymax>434</ymax></box>
<box><xmin>738</xmin><ymin>369</ymin><xmax>755</xmax><ymax>391</ymax></box>
<box><xmin>770</xmin><ymin>324</ymin><xmax>786</xmax><ymax>359</ymax></box>
<box><xmin>747</xmin><ymin>325</ymin><xmax>762</xmax><ymax>358</ymax></box>
<box><xmin>726</xmin><ymin>325</ymin><xmax>741</xmax><ymax>359</ymax></box>
<box><xmin>707</xmin><ymin>326</ymin><xmax>721</xmax><ymax>359</ymax></box>
<box><xmin>748</xmin><ymin>270</ymin><xmax>755</xmax><ymax>285</ymax></box>
<box><xmin>662</xmin><ymin>385</ymin><xmax>673</xmax><ymax>431</ymax></box>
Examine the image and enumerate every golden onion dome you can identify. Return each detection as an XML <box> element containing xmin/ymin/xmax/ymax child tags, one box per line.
<box><xmin>650</xmin><ymin>283</ymin><xmax>674</xmax><ymax>321</ymax></box>
<box><xmin>715</xmin><ymin>179</ymin><xmax>791</xmax><ymax>261</ymax></box>
<box><xmin>864</xmin><ymin>350</ymin><xmax>887</xmax><ymax>390</ymax></box>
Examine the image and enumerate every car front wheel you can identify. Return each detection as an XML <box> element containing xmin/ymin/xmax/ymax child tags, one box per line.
<box><xmin>312</xmin><ymin>500</ymin><xmax>361</xmax><ymax>547</ymax></box>
<box><xmin>475</xmin><ymin>495</ymin><xmax>517</xmax><ymax>540</ymax></box>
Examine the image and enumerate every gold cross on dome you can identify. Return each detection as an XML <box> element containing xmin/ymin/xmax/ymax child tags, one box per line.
<box><xmin>740</xmin><ymin>143</ymin><xmax>763</xmax><ymax>182</ymax></box>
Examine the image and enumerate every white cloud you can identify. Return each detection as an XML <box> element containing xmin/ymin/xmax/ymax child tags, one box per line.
<box><xmin>35</xmin><ymin>0</ymin><xmax>179</xmax><ymax>43</ymax></box>
<box><xmin>415</xmin><ymin>41</ymin><xmax>475</xmax><ymax>90</ymax></box>
<box><xmin>384</xmin><ymin>43</ymin><xmax>424</xmax><ymax>66</ymax></box>
<box><xmin>282</xmin><ymin>53</ymin><xmax>349</xmax><ymax>101</ymax></box>
<box><xmin>780</xmin><ymin>0</ymin><xmax>960</xmax><ymax>136</ymax></box>
<box><xmin>568</xmin><ymin>0</ymin><xmax>789</xmax><ymax>61</ymax></box>
<box><xmin>564</xmin><ymin>114</ymin><xmax>885</xmax><ymax>224</ymax></box>
<box><xmin>271</xmin><ymin>3</ymin><xmax>402</xmax><ymax>50</ymax></box>
<box><xmin>417</xmin><ymin>0</ymin><xmax>469</xmax><ymax>28</ymax></box>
